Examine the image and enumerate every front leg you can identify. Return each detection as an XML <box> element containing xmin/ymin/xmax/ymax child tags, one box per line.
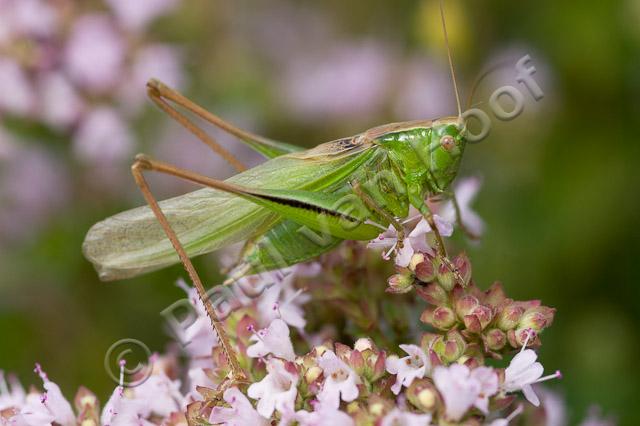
<box><xmin>408</xmin><ymin>185</ymin><xmax>447</xmax><ymax>257</ymax></box>
<box><xmin>408</xmin><ymin>185</ymin><xmax>464</xmax><ymax>284</ymax></box>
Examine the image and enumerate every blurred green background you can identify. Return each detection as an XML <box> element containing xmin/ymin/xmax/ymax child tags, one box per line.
<box><xmin>0</xmin><ymin>0</ymin><xmax>638</xmax><ymax>424</ymax></box>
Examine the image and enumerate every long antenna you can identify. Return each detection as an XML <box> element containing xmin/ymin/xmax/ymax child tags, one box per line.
<box><xmin>439</xmin><ymin>0</ymin><xmax>462</xmax><ymax>118</ymax></box>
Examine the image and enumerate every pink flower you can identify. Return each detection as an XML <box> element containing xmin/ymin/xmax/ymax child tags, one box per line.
<box><xmin>502</xmin><ymin>330</ymin><xmax>561</xmax><ymax>407</ymax></box>
<box><xmin>0</xmin><ymin>145</ymin><xmax>70</xmax><ymax>241</ymax></box>
<box><xmin>439</xmin><ymin>176</ymin><xmax>485</xmax><ymax>237</ymax></box>
<box><xmin>470</xmin><ymin>367</ymin><xmax>499</xmax><ymax>414</ymax></box>
<box><xmin>394</xmin><ymin>57</ymin><xmax>455</xmax><ymax>120</ymax></box>
<box><xmin>0</xmin><ymin>58</ymin><xmax>35</xmax><ymax>115</ymax></box>
<box><xmin>317</xmin><ymin>350</ymin><xmax>359</xmax><ymax>409</ymax></box>
<box><xmin>256</xmin><ymin>273</ymin><xmax>310</xmax><ymax>330</ymax></box>
<box><xmin>0</xmin><ymin>370</ymin><xmax>25</xmax><ymax>410</ymax></box>
<box><xmin>578</xmin><ymin>406</ymin><xmax>616</xmax><ymax>426</ymax></box>
<box><xmin>433</xmin><ymin>364</ymin><xmax>498</xmax><ymax>421</ymax></box>
<box><xmin>16</xmin><ymin>364</ymin><xmax>76</xmax><ymax>426</ymax></box>
<box><xmin>247</xmin><ymin>318</ymin><xmax>296</xmax><ymax>361</ymax></box>
<box><xmin>539</xmin><ymin>389</ymin><xmax>567</xmax><ymax>426</ymax></box>
<box><xmin>119</xmin><ymin>44</ymin><xmax>185</xmax><ymax>114</ymax></box>
<box><xmin>73</xmin><ymin>107</ymin><xmax>134</xmax><ymax>163</ymax></box>
<box><xmin>381</xmin><ymin>408</ymin><xmax>432</xmax><ymax>426</ymax></box>
<box><xmin>38</xmin><ymin>71</ymin><xmax>84</xmax><ymax>129</ymax></box>
<box><xmin>130</xmin><ymin>372</ymin><xmax>183</xmax><ymax>417</ymax></box>
<box><xmin>185</xmin><ymin>368</ymin><xmax>217</xmax><ymax>401</ymax></box>
<box><xmin>281</xmin><ymin>42</ymin><xmax>391</xmax><ymax>121</ymax></box>
<box><xmin>106</xmin><ymin>0</ymin><xmax>179</xmax><ymax>32</ymax></box>
<box><xmin>209</xmin><ymin>387</ymin><xmax>268</xmax><ymax>426</ymax></box>
<box><xmin>64</xmin><ymin>14</ymin><xmax>125</xmax><ymax>93</ymax></box>
<box><xmin>291</xmin><ymin>401</ymin><xmax>355</xmax><ymax>426</ymax></box>
<box><xmin>368</xmin><ymin>215</ymin><xmax>452</xmax><ymax>267</ymax></box>
<box><xmin>100</xmin><ymin>360</ymin><xmax>182</xmax><ymax>425</ymax></box>
<box><xmin>101</xmin><ymin>387</ymin><xmax>153</xmax><ymax>426</ymax></box>
<box><xmin>175</xmin><ymin>280</ymin><xmax>219</xmax><ymax>365</ymax></box>
<box><xmin>11</xmin><ymin>0</ymin><xmax>58</xmax><ymax>38</ymax></box>
<box><xmin>385</xmin><ymin>344</ymin><xmax>430</xmax><ymax>395</ymax></box>
<box><xmin>486</xmin><ymin>405</ymin><xmax>523</xmax><ymax>426</ymax></box>
<box><xmin>247</xmin><ymin>358</ymin><xmax>298</xmax><ymax>418</ymax></box>
<box><xmin>502</xmin><ymin>349</ymin><xmax>561</xmax><ymax>406</ymax></box>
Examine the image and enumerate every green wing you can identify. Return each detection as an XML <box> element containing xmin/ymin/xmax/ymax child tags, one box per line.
<box><xmin>83</xmin><ymin>137</ymin><xmax>377</xmax><ymax>281</ymax></box>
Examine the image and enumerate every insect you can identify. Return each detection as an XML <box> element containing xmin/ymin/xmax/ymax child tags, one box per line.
<box><xmin>83</xmin><ymin>0</ymin><xmax>473</xmax><ymax>401</ymax></box>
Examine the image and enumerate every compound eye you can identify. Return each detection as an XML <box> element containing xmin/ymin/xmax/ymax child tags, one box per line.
<box><xmin>441</xmin><ymin>135</ymin><xmax>456</xmax><ymax>151</ymax></box>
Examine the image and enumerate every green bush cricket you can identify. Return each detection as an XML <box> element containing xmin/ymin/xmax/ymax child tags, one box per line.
<box><xmin>82</xmin><ymin>0</ymin><xmax>473</xmax><ymax>400</ymax></box>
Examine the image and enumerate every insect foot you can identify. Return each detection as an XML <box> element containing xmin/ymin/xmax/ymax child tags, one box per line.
<box><xmin>132</xmin><ymin>153</ymin><xmax>153</xmax><ymax>170</ymax></box>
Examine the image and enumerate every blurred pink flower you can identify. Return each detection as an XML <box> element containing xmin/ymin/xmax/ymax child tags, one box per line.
<box><xmin>281</xmin><ymin>42</ymin><xmax>392</xmax><ymax>121</ymax></box>
<box><xmin>106</xmin><ymin>0</ymin><xmax>179</xmax><ymax>32</ymax></box>
<box><xmin>539</xmin><ymin>389</ymin><xmax>567</xmax><ymax>426</ymax></box>
<box><xmin>0</xmin><ymin>370</ymin><xmax>26</xmax><ymax>411</ymax></box>
<box><xmin>394</xmin><ymin>58</ymin><xmax>455</xmax><ymax>120</ymax></box>
<box><xmin>0</xmin><ymin>143</ymin><xmax>70</xmax><ymax>240</ymax></box>
<box><xmin>73</xmin><ymin>107</ymin><xmax>134</xmax><ymax>163</ymax></box>
<box><xmin>0</xmin><ymin>58</ymin><xmax>36</xmax><ymax>115</ymax></box>
<box><xmin>7</xmin><ymin>0</ymin><xmax>58</xmax><ymax>39</ymax></box>
<box><xmin>118</xmin><ymin>44</ymin><xmax>185</xmax><ymax>114</ymax></box>
<box><xmin>439</xmin><ymin>176</ymin><xmax>485</xmax><ymax>238</ymax></box>
<box><xmin>381</xmin><ymin>408</ymin><xmax>432</xmax><ymax>426</ymax></box>
<box><xmin>487</xmin><ymin>405</ymin><xmax>523</xmax><ymax>426</ymax></box>
<box><xmin>433</xmin><ymin>364</ymin><xmax>498</xmax><ymax>421</ymax></box>
<box><xmin>292</xmin><ymin>401</ymin><xmax>355</xmax><ymax>426</ymax></box>
<box><xmin>38</xmin><ymin>71</ymin><xmax>84</xmax><ymax>129</ymax></box>
<box><xmin>0</xmin><ymin>0</ymin><xmax>58</xmax><ymax>41</ymax></box>
<box><xmin>579</xmin><ymin>406</ymin><xmax>616</xmax><ymax>426</ymax></box>
<box><xmin>64</xmin><ymin>14</ymin><xmax>125</xmax><ymax>93</ymax></box>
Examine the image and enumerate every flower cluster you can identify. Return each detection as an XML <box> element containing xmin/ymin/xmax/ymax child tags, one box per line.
<box><xmin>0</xmin><ymin>178</ymin><xmax>613</xmax><ymax>425</ymax></box>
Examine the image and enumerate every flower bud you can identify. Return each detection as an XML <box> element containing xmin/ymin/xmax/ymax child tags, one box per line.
<box><xmin>462</xmin><ymin>304</ymin><xmax>492</xmax><ymax>333</ymax></box>
<box><xmin>508</xmin><ymin>327</ymin><xmax>538</xmax><ymax>348</ymax></box>
<box><xmin>416</xmin><ymin>282</ymin><xmax>448</xmax><ymax>306</ymax></box>
<box><xmin>484</xmin><ymin>328</ymin><xmax>507</xmax><ymax>351</ymax></box>
<box><xmin>436</xmin><ymin>260</ymin><xmax>455</xmax><ymax>291</ymax></box>
<box><xmin>387</xmin><ymin>273</ymin><xmax>414</xmax><ymax>294</ymax></box>
<box><xmin>483</xmin><ymin>282</ymin><xmax>507</xmax><ymax>308</ymax></box>
<box><xmin>406</xmin><ymin>378</ymin><xmax>439</xmax><ymax>411</ymax></box>
<box><xmin>496</xmin><ymin>304</ymin><xmax>525</xmax><ymax>330</ymax></box>
<box><xmin>431</xmin><ymin>306</ymin><xmax>457</xmax><ymax>330</ymax></box>
<box><xmin>420</xmin><ymin>333</ymin><xmax>439</xmax><ymax>353</ymax></box>
<box><xmin>408</xmin><ymin>253</ymin><xmax>425</xmax><ymax>272</ymax></box>
<box><xmin>354</xmin><ymin>338</ymin><xmax>374</xmax><ymax>352</ymax></box>
<box><xmin>472</xmin><ymin>305</ymin><xmax>493</xmax><ymax>329</ymax></box>
<box><xmin>455</xmin><ymin>295</ymin><xmax>479</xmax><ymax>318</ymax></box>
<box><xmin>414</xmin><ymin>257</ymin><xmax>436</xmax><ymax>283</ymax></box>
<box><xmin>433</xmin><ymin>331</ymin><xmax>466</xmax><ymax>363</ymax></box>
<box><xmin>519</xmin><ymin>306</ymin><xmax>556</xmax><ymax>331</ymax></box>
<box><xmin>305</xmin><ymin>366</ymin><xmax>323</xmax><ymax>384</ymax></box>
<box><xmin>463</xmin><ymin>314</ymin><xmax>482</xmax><ymax>333</ymax></box>
<box><xmin>75</xmin><ymin>386</ymin><xmax>100</xmax><ymax>425</ymax></box>
<box><xmin>453</xmin><ymin>252</ymin><xmax>472</xmax><ymax>287</ymax></box>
